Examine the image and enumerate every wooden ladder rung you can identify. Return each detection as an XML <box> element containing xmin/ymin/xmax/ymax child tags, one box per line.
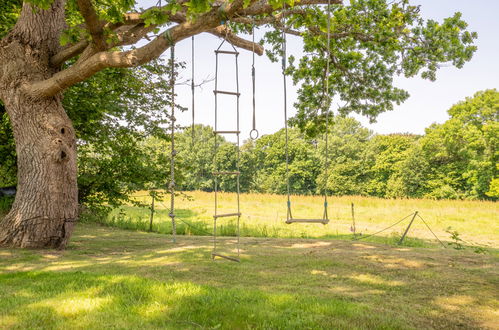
<box><xmin>213</xmin><ymin>90</ymin><xmax>241</xmax><ymax>96</ymax></box>
<box><xmin>215</xmin><ymin>50</ymin><xmax>239</xmax><ymax>56</ymax></box>
<box><xmin>213</xmin><ymin>130</ymin><xmax>240</xmax><ymax>135</ymax></box>
<box><xmin>213</xmin><ymin>212</ymin><xmax>241</xmax><ymax>219</ymax></box>
<box><xmin>212</xmin><ymin>171</ymin><xmax>240</xmax><ymax>175</ymax></box>
<box><xmin>286</xmin><ymin>218</ymin><xmax>329</xmax><ymax>224</ymax></box>
<box><xmin>212</xmin><ymin>253</ymin><xmax>240</xmax><ymax>262</ymax></box>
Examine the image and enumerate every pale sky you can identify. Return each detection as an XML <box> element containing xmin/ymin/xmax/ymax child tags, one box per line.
<box><xmin>141</xmin><ymin>0</ymin><xmax>499</xmax><ymax>140</ymax></box>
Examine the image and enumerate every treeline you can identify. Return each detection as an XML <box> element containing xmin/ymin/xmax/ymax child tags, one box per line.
<box><xmin>1</xmin><ymin>87</ymin><xmax>497</xmax><ymax>211</ymax></box>
<box><xmin>174</xmin><ymin>89</ymin><xmax>498</xmax><ymax>200</ymax></box>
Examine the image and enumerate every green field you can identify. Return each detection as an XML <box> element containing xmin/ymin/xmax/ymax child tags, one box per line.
<box><xmin>2</xmin><ymin>192</ymin><xmax>498</xmax><ymax>329</ymax></box>
<box><xmin>103</xmin><ymin>191</ymin><xmax>499</xmax><ymax>248</ymax></box>
<box><xmin>1</xmin><ymin>223</ymin><xmax>498</xmax><ymax>329</ymax></box>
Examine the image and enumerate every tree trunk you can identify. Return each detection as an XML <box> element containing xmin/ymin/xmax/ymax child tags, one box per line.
<box><xmin>0</xmin><ymin>96</ymin><xmax>78</xmax><ymax>248</ymax></box>
<box><xmin>0</xmin><ymin>0</ymin><xmax>78</xmax><ymax>248</ymax></box>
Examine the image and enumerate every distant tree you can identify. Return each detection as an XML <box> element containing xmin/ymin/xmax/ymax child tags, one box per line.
<box><xmin>316</xmin><ymin>117</ymin><xmax>372</xmax><ymax>196</ymax></box>
<box><xmin>0</xmin><ymin>105</ymin><xmax>16</xmax><ymax>187</ymax></box>
<box><xmin>251</xmin><ymin>128</ymin><xmax>321</xmax><ymax>195</ymax></box>
<box><xmin>396</xmin><ymin>89</ymin><xmax>498</xmax><ymax>199</ymax></box>
<box><xmin>364</xmin><ymin>133</ymin><xmax>419</xmax><ymax>197</ymax></box>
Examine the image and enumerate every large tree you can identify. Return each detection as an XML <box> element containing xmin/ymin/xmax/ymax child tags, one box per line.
<box><xmin>0</xmin><ymin>0</ymin><xmax>476</xmax><ymax>248</ymax></box>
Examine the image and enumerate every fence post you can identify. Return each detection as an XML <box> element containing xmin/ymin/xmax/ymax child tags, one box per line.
<box><xmin>351</xmin><ymin>202</ymin><xmax>356</xmax><ymax>237</ymax></box>
<box><xmin>398</xmin><ymin>211</ymin><xmax>418</xmax><ymax>245</ymax></box>
<box><xmin>149</xmin><ymin>193</ymin><xmax>155</xmax><ymax>232</ymax></box>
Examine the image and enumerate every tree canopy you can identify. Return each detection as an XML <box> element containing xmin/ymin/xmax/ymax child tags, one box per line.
<box><xmin>1</xmin><ymin>0</ymin><xmax>477</xmax><ymax>127</ymax></box>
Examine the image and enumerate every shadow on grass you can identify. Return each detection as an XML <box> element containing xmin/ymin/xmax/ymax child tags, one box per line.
<box><xmin>1</xmin><ymin>223</ymin><xmax>496</xmax><ymax>329</ymax></box>
<box><xmin>0</xmin><ymin>271</ymin><xmax>403</xmax><ymax>329</ymax></box>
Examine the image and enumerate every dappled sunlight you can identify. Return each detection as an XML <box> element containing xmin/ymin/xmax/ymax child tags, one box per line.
<box><xmin>1</xmin><ymin>223</ymin><xmax>497</xmax><ymax>329</ymax></box>
<box><xmin>362</xmin><ymin>255</ymin><xmax>426</xmax><ymax>269</ymax></box>
<box><xmin>434</xmin><ymin>295</ymin><xmax>476</xmax><ymax>311</ymax></box>
<box><xmin>351</xmin><ymin>243</ymin><xmax>377</xmax><ymax>249</ymax></box>
<box><xmin>289</xmin><ymin>241</ymin><xmax>332</xmax><ymax>249</ymax></box>
<box><xmin>328</xmin><ymin>285</ymin><xmax>385</xmax><ymax>297</ymax></box>
<box><xmin>0</xmin><ymin>315</ymin><xmax>18</xmax><ymax>328</ymax></box>
<box><xmin>29</xmin><ymin>295</ymin><xmax>112</xmax><ymax>317</ymax></box>
<box><xmin>349</xmin><ymin>274</ymin><xmax>404</xmax><ymax>287</ymax></box>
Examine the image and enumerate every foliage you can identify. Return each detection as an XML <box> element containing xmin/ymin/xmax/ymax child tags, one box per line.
<box><xmin>0</xmin><ymin>0</ymin><xmax>21</xmax><ymax>39</ymax></box>
<box><xmin>0</xmin><ymin>105</ymin><xmax>16</xmax><ymax>187</ymax></box>
<box><xmin>12</xmin><ymin>0</ymin><xmax>478</xmax><ymax>135</ymax></box>
<box><xmin>412</xmin><ymin>89</ymin><xmax>498</xmax><ymax>199</ymax></box>
<box><xmin>0</xmin><ymin>59</ymin><xmax>176</xmax><ymax>211</ymax></box>
<box><xmin>69</xmin><ymin>59</ymin><xmax>176</xmax><ymax>209</ymax></box>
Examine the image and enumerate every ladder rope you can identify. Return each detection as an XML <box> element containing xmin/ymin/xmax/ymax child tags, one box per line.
<box><xmin>169</xmin><ymin>44</ymin><xmax>177</xmax><ymax>243</ymax></box>
<box><xmin>212</xmin><ymin>26</ymin><xmax>241</xmax><ymax>261</ymax></box>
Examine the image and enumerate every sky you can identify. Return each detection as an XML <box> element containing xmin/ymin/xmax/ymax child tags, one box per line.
<box><xmin>141</xmin><ymin>0</ymin><xmax>499</xmax><ymax>141</ymax></box>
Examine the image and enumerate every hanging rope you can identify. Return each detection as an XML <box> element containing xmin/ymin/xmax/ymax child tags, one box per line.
<box><xmin>250</xmin><ymin>23</ymin><xmax>259</xmax><ymax>140</ymax></box>
<box><xmin>169</xmin><ymin>44</ymin><xmax>177</xmax><ymax>243</ymax></box>
<box><xmin>322</xmin><ymin>0</ymin><xmax>331</xmax><ymax>219</ymax></box>
<box><xmin>282</xmin><ymin>1</ymin><xmax>292</xmax><ymax>221</ymax></box>
<box><xmin>191</xmin><ymin>36</ymin><xmax>195</xmax><ymax>146</ymax></box>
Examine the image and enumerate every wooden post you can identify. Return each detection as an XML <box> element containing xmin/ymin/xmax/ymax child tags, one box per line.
<box><xmin>351</xmin><ymin>203</ymin><xmax>356</xmax><ymax>237</ymax></box>
<box><xmin>398</xmin><ymin>211</ymin><xmax>418</xmax><ymax>245</ymax></box>
<box><xmin>149</xmin><ymin>193</ymin><xmax>155</xmax><ymax>232</ymax></box>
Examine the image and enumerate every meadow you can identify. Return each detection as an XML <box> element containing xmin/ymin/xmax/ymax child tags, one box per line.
<box><xmin>100</xmin><ymin>191</ymin><xmax>499</xmax><ymax>248</ymax></box>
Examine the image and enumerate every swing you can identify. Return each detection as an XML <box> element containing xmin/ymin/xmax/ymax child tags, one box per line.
<box><xmin>282</xmin><ymin>0</ymin><xmax>332</xmax><ymax>225</ymax></box>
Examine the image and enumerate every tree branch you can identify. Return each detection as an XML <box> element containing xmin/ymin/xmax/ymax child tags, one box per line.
<box><xmin>76</xmin><ymin>0</ymin><xmax>107</xmax><ymax>50</ymax></box>
<box><xmin>208</xmin><ymin>26</ymin><xmax>264</xmax><ymax>55</ymax></box>
<box><xmin>33</xmin><ymin>0</ymin><xmax>337</xmax><ymax>97</ymax></box>
<box><xmin>50</xmin><ymin>40</ymin><xmax>89</xmax><ymax>67</ymax></box>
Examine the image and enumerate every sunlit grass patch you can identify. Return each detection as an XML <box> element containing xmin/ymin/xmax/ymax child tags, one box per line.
<box><xmin>0</xmin><ymin>224</ymin><xmax>498</xmax><ymax>329</ymax></box>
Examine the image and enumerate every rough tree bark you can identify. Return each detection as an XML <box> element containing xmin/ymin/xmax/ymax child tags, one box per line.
<box><xmin>0</xmin><ymin>0</ymin><xmax>78</xmax><ymax>248</ymax></box>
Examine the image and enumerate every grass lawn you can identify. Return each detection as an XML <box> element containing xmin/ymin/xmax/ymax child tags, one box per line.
<box><xmin>107</xmin><ymin>191</ymin><xmax>499</xmax><ymax>248</ymax></box>
<box><xmin>1</xmin><ymin>223</ymin><xmax>498</xmax><ymax>329</ymax></box>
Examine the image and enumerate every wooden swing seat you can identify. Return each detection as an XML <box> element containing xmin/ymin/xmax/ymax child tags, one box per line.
<box><xmin>286</xmin><ymin>218</ymin><xmax>329</xmax><ymax>225</ymax></box>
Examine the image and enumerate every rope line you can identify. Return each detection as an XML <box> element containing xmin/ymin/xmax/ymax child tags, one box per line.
<box><xmin>417</xmin><ymin>213</ymin><xmax>446</xmax><ymax>248</ymax></box>
<box><xmin>157</xmin><ymin>201</ymin><xmax>213</xmax><ymax>236</ymax></box>
<box><xmin>353</xmin><ymin>212</ymin><xmax>416</xmax><ymax>241</ymax></box>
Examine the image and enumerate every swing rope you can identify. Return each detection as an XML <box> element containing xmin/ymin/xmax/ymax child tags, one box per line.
<box><xmin>283</xmin><ymin>0</ymin><xmax>331</xmax><ymax>224</ymax></box>
<box><xmin>169</xmin><ymin>44</ymin><xmax>177</xmax><ymax>243</ymax></box>
<box><xmin>282</xmin><ymin>1</ymin><xmax>292</xmax><ymax>220</ymax></box>
<box><xmin>323</xmin><ymin>0</ymin><xmax>331</xmax><ymax>220</ymax></box>
<box><xmin>250</xmin><ymin>23</ymin><xmax>259</xmax><ymax>140</ymax></box>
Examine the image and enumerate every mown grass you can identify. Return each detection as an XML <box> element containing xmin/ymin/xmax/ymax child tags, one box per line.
<box><xmin>0</xmin><ymin>223</ymin><xmax>498</xmax><ymax>329</ymax></box>
<box><xmin>94</xmin><ymin>191</ymin><xmax>499</xmax><ymax>249</ymax></box>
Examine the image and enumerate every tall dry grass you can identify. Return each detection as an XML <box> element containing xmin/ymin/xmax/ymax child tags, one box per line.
<box><xmin>126</xmin><ymin>191</ymin><xmax>498</xmax><ymax>247</ymax></box>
